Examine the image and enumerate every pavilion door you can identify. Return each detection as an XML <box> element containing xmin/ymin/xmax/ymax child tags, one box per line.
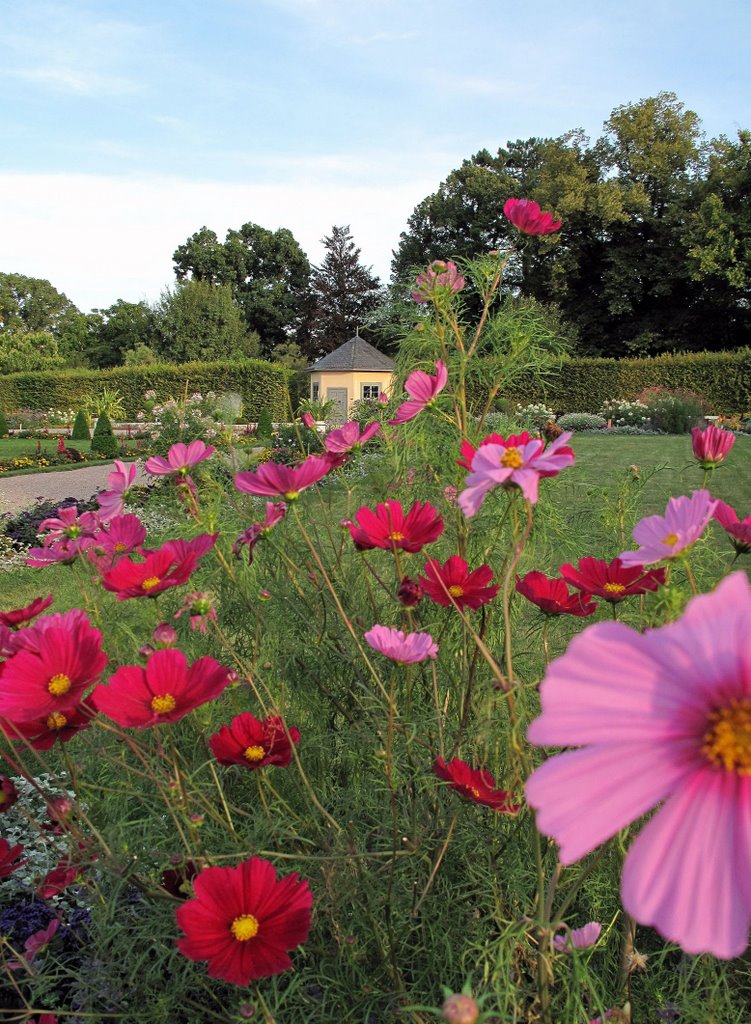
<box><xmin>327</xmin><ymin>387</ymin><xmax>348</xmax><ymax>421</ymax></box>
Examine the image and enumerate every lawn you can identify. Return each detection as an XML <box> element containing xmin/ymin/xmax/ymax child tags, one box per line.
<box><xmin>0</xmin><ymin>437</ymin><xmax>92</xmax><ymax>457</ymax></box>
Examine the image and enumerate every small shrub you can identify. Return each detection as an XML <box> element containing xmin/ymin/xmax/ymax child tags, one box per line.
<box><xmin>0</xmin><ymin>409</ymin><xmax>8</xmax><ymax>437</ymax></box>
<box><xmin>515</xmin><ymin>402</ymin><xmax>555</xmax><ymax>430</ymax></box>
<box><xmin>71</xmin><ymin>409</ymin><xmax>91</xmax><ymax>441</ymax></box>
<box><xmin>92</xmin><ymin>411</ymin><xmax>119</xmax><ymax>458</ymax></box>
<box><xmin>256</xmin><ymin>408</ymin><xmax>274</xmax><ymax>439</ymax></box>
<box><xmin>599</xmin><ymin>398</ymin><xmax>652</xmax><ymax>428</ymax></box>
<box><xmin>637</xmin><ymin>386</ymin><xmax>707</xmax><ymax>433</ymax></box>
<box><xmin>557</xmin><ymin>412</ymin><xmax>607</xmax><ymax>431</ymax></box>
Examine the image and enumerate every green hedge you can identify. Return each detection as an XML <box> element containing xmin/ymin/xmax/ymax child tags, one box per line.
<box><xmin>0</xmin><ymin>358</ymin><xmax>292</xmax><ymax>420</ymax></box>
<box><xmin>504</xmin><ymin>350</ymin><xmax>751</xmax><ymax>414</ymax></box>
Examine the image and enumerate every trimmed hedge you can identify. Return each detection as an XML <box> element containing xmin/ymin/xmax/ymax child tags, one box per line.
<box><xmin>0</xmin><ymin>359</ymin><xmax>292</xmax><ymax>420</ymax></box>
<box><xmin>504</xmin><ymin>350</ymin><xmax>751</xmax><ymax>414</ymax></box>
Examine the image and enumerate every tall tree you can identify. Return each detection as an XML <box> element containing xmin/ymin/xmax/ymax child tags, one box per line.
<box><xmin>0</xmin><ymin>273</ymin><xmax>80</xmax><ymax>336</ymax></box>
<box><xmin>155</xmin><ymin>280</ymin><xmax>259</xmax><ymax>363</ymax></box>
<box><xmin>308</xmin><ymin>225</ymin><xmax>382</xmax><ymax>355</ymax></box>
<box><xmin>173</xmin><ymin>222</ymin><xmax>311</xmax><ymax>357</ymax></box>
<box><xmin>87</xmin><ymin>300</ymin><xmax>159</xmax><ymax>369</ymax></box>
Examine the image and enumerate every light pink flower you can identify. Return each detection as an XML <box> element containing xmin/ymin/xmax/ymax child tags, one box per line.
<box><xmin>458</xmin><ymin>432</ymin><xmax>575</xmax><ymax>515</ymax></box>
<box><xmin>618</xmin><ymin>489</ymin><xmax>717</xmax><ymax>566</ymax></box>
<box><xmin>526</xmin><ymin>571</ymin><xmax>751</xmax><ymax>959</ymax></box>
<box><xmin>97</xmin><ymin>460</ymin><xmax>138</xmax><ymax>519</ymax></box>
<box><xmin>234</xmin><ymin>454</ymin><xmax>332</xmax><ymax>500</ymax></box>
<box><xmin>389</xmin><ymin>360</ymin><xmax>448</xmax><ymax>425</ymax></box>
<box><xmin>364</xmin><ymin>625</ymin><xmax>438</xmax><ymax>663</ymax></box>
<box><xmin>324</xmin><ymin>420</ymin><xmax>381</xmax><ymax>454</ymax></box>
<box><xmin>145</xmin><ymin>440</ymin><xmax>215</xmax><ymax>477</ymax></box>
<box><xmin>411</xmin><ymin>260</ymin><xmax>465</xmax><ymax>304</ymax></box>
<box><xmin>552</xmin><ymin>921</ymin><xmax>602</xmax><ymax>952</ymax></box>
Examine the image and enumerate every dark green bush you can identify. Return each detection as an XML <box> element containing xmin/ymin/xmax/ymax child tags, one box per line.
<box><xmin>256</xmin><ymin>408</ymin><xmax>274</xmax><ymax>438</ymax></box>
<box><xmin>70</xmin><ymin>409</ymin><xmax>91</xmax><ymax>441</ymax></box>
<box><xmin>0</xmin><ymin>358</ymin><xmax>291</xmax><ymax>421</ymax></box>
<box><xmin>0</xmin><ymin>409</ymin><xmax>8</xmax><ymax>437</ymax></box>
<box><xmin>92</xmin><ymin>411</ymin><xmax>119</xmax><ymax>458</ymax></box>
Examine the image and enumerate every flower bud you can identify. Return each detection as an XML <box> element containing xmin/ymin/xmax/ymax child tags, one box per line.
<box><xmin>152</xmin><ymin>623</ymin><xmax>178</xmax><ymax>647</ymax></box>
<box><xmin>442</xmin><ymin>993</ymin><xmax>479</xmax><ymax>1024</ymax></box>
<box><xmin>397</xmin><ymin>576</ymin><xmax>424</xmax><ymax>608</ymax></box>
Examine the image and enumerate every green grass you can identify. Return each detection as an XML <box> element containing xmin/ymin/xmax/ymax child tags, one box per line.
<box><xmin>0</xmin><ymin>437</ymin><xmax>91</xmax><ymax>456</ymax></box>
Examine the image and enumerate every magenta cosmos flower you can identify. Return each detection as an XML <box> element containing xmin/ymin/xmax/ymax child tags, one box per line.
<box><xmin>364</xmin><ymin>625</ymin><xmax>438</xmax><ymax>663</ymax></box>
<box><xmin>0</xmin><ymin>594</ymin><xmax>53</xmax><ymax>629</ymax></box>
<box><xmin>324</xmin><ymin>420</ymin><xmax>381</xmax><ymax>454</ymax></box>
<box><xmin>97</xmin><ymin>460</ymin><xmax>138</xmax><ymax>519</ymax></box>
<box><xmin>459</xmin><ymin>433</ymin><xmax>575</xmax><ymax>516</ymax></box>
<box><xmin>526</xmin><ymin>571</ymin><xmax>751</xmax><ymax>958</ymax></box>
<box><xmin>233</xmin><ymin>501</ymin><xmax>287</xmax><ymax>562</ymax></box>
<box><xmin>210</xmin><ymin>713</ymin><xmax>300</xmax><ymax>770</ymax></box>
<box><xmin>503</xmin><ymin>197</ymin><xmax>562</xmax><ymax>235</ymax></box>
<box><xmin>559</xmin><ymin>557</ymin><xmax>666</xmax><ymax>604</ymax></box>
<box><xmin>411</xmin><ymin>260</ymin><xmax>465</xmax><ymax>304</ymax></box>
<box><xmin>235</xmin><ymin>454</ymin><xmax>332</xmax><ymax>500</ymax></box>
<box><xmin>691</xmin><ymin>424</ymin><xmax>735</xmax><ymax>469</ymax></box>
<box><xmin>713</xmin><ymin>500</ymin><xmax>751</xmax><ymax>555</ymax></box>
<box><xmin>92</xmin><ymin>648</ymin><xmax>231</xmax><ymax>728</ymax></box>
<box><xmin>348</xmin><ymin>499</ymin><xmax>444</xmax><ymax>553</ymax></box>
<box><xmin>389</xmin><ymin>360</ymin><xmax>448</xmax><ymax>425</ymax></box>
<box><xmin>618</xmin><ymin>489</ymin><xmax>717</xmax><ymax>567</ymax></box>
<box><xmin>419</xmin><ymin>555</ymin><xmax>499</xmax><ymax>610</ymax></box>
<box><xmin>37</xmin><ymin>505</ymin><xmax>100</xmax><ymax>544</ymax></box>
<box><xmin>145</xmin><ymin>440</ymin><xmax>215</xmax><ymax>477</ymax></box>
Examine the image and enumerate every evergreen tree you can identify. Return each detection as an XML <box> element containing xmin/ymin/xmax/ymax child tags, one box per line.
<box><xmin>92</xmin><ymin>411</ymin><xmax>119</xmax><ymax>459</ymax></box>
<box><xmin>71</xmin><ymin>410</ymin><xmax>91</xmax><ymax>441</ymax></box>
<box><xmin>307</xmin><ymin>226</ymin><xmax>382</xmax><ymax>356</ymax></box>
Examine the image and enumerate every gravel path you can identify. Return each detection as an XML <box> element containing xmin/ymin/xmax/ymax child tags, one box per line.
<box><xmin>0</xmin><ymin>462</ymin><xmax>145</xmax><ymax>515</ymax></box>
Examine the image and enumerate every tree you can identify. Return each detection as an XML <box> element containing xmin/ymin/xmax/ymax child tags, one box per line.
<box><xmin>0</xmin><ymin>331</ymin><xmax>64</xmax><ymax>373</ymax></box>
<box><xmin>173</xmin><ymin>222</ymin><xmax>312</xmax><ymax>357</ymax></box>
<box><xmin>87</xmin><ymin>300</ymin><xmax>159</xmax><ymax>369</ymax></box>
<box><xmin>154</xmin><ymin>280</ymin><xmax>259</xmax><ymax>363</ymax></box>
<box><xmin>306</xmin><ymin>226</ymin><xmax>382</xmax><ymax>356</ymax></box>
<box><xmin>0</xmin><ymin>273</ymin><xmax>80</xmax><ymax>335</ymax></box>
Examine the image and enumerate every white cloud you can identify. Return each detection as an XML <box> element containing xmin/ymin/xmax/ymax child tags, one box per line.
<box><xmin>3</xmin><ymin>66</ymin><xmax>141</xmax><ymax>96</ymax></box>
<box><xmin>0</xmin><ymin>171</ymin><xmax>439</xmax><ymax>312</ymax></box>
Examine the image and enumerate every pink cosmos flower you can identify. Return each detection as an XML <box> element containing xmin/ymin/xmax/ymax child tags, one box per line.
<box><xmin>233</xmin><ymin>501</ymin><xmax>287</xmax><ymax>562</ymax></box>
<box><xmin>618</xmin><ymin>489</ymin><xmax>717</xmax><ymax>567</ymax></box>
<box><xmin>378</xmin><ymin>391</ymin><xmax>389</xmax><ymax>406</ymax></box>
<box><xmin>552</xmin><ymin>921</ymin><xmax>602</xmax><ymax>953</ymax></box>
<box><xmin>12</xmin><ymin>919</ymin><xmax>61</xmax><ymax>967</ymax></box>
<box><xmin>389</xmin><ymin>360</ymin><xmax>448</xmax><ymax>425</ymax></box>
<box><xmin>713</xmin><ymin>500</ymin><xmax>751</xmax><ymax>555</ymax></box>
<box><xmin>235</xmin><ymin>454</ymin><xmax>332</xmax><ymax>500</ymax></box>
<box><xmin>145</xmin><ymin>440</ymin><xmax>216</xmax><ymax>476</ymax></box>
<box><xmin>89</xmin><ymin>514</ymin><xmax>148</xmax><ymax>570</ymax></box>
<box><xmin>364</xmin><ymin>625</ymin><xmax>438</xmax><ymax>663</ymax></box>
<box><xmin>324</xmin><ymin>420</ymin><xmax>381</xmax><ymax>454</ymax></box>
<box><xmin>300</xmin><ymin>412</ymin><xmax>316</xmax><ymax>429</ymax></box>
<box><xmin>411</xmin><ymin>260</ymin><xmax>465</xmax><ymax>304</ymax></box>
<box><xmin>503</xmin><ymin>198</ymin><xmax>562</xmax><ymax>235</ymax></box>
<box><xmin>26</xmin><ymin>537</ymin><xmax>95</xmax><ymax>567</ymax></box>
<box><xmin>691</xmin><ymin>424</ymin><xmax>735</xmax><ymax>468</ymax></box>
<box><xmin>99</xmin><ymin>543</ymin><xmax>202</xmax><ymax>600</ymax></box>
<box><xmin>97</xmin><ymin>460</ymin><xmax>138</xmax><ymax>519</ymax></box>
<box><xmin>37</xmin><ymin>505</ymin><xmax>100</xmax><ymax>545</ymax></box>
<box><xmin>526</xmin><ymin>571</ymin><xmax>751</xmax><ymax>959</ymax></box>
<box><xmin>459</xmin><ymin>432</ymin><xmax>575</xmax><ymax>516</ymax></box>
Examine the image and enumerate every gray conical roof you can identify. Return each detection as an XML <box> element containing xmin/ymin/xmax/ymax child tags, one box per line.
<box><xmin>308</xmin><ymin>335</ymin><xmax>395</xmax><ymax>372</ymax></box>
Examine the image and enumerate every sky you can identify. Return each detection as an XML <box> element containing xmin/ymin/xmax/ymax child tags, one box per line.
<box><xmin>1</xmin><ymin>0</ymin><xmax>749</xmax><ymax>314</ymax></box>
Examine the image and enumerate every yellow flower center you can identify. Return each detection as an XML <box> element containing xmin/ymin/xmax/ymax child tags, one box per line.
<box><xmin>48</xmin><ymin>673</ymin><xmax>72</xmax><ymax>696</ymax></box>
<box><xmin>244</xmin><ymin>745</ymin><xmax>266</xmax><ymax>762</ymax></box>
<box><xmin>702</xmin><ymin>699</ymin><xmax>751</xmax><ymax>774</ymax></box>
<box><xmin>500</xmin><ymin>447</ymin><xmax>524</xmax><ymax>470</ymax></box>
<box><xmin>388</xmin><ymin>531</ymin><xmax>405</xmax><ymax>541</ymax></box>
<box><xmin>282</xmin><ymin>490</ymin><xmax>299</xmax><ymax>501</ymax></box>
<box><xmin>469</xmin><ymin>786</ymin><xmax>481</xmax><ymax>799</ymax></box>
<box><xmin>662</xmin><ymin>532</ymin><xmax>679</xmax><ymax>547</ymax></box>
<box><xmin>448</xmin><ymin>585</ymin><xmax>464</xmax><ymax>598</ymax></box>
<box><xmin>114</xmin><ymin>542</ymin><xmax>126</xmax><ymax>552</ymax></box>
<box><xmin>231</xmin><ymin>913</ymin><xmax>259</xmax><ymax>941</ymax></box>
<box><xmin>151</xmin><ymin>693</ymin><xmax>177</xmax><ymax>715</ymax></box>
<box><xmin>47</xmin><ymin>712</ymin><xmax>68</xmax><ymax>730</ymax></box>
<box><xmin>603</xmin><ymin>582</ymin><xmax>626</xmax><ymax>594</ymax></box>
<box><xmin>142</xmin><ymin>576</ymin><xmax>161</xmax><ymax>591</ymax></box>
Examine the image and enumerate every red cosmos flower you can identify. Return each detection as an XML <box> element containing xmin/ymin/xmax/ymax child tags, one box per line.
<box><xmin>433</xmin><ymin>757</ymin><xmax>520</xmax><ymax>813</ymax></box>
<box><xmin>691</xmin><ymin>424</ymin><xmax>735</xmax><ymax>469</ymax></box>
<box><xmin>324</xmin><ymin>420</ymin><xmax>381</xmax><ymax>455</ymax></box>
<box><xmin>37</xmin><ymin>861</ymin><xmax>83</xmax><ymax>899</ymax></box>
<box><xmin>209</xmin><ymin>713</ymin><xmax>300</xmax><ymax>770</ymax></box>
<box><xmin>1</xmin><ymin>705</ymin><xmax>94</xmax><ymax>751</ymax></box>
<box><xmin>559</xmin><ymin>557</ymin><xmax>666</xmax><ymax>604</ymax></box>
<box><xmin>92</xmin><ymin>648</ymin><xmax>231</xmax><ymax>728</ymax></box>
<box><xmin>0</xmin><ymin>620</ymin><xmax>107</xmax><ymax>723</ymax></box>
<box><xmin>503</xmin><ymin>197</ymin><xmax>562</xmax><ymax>235</ymax></box>
<box><xmin>0</xmin><ymin>838</ymin><xmax>26</xmax><ymax>879</ymax></box>
<box><xmin>234</xmin><ymin>454</ymin><xmax>332</xmax><ymax>501</ymax></box>
<box><xmin>348</xmin><ymin>499</ymin><xmax>444</xmax><ymax>553</ymax></box>
<box><xmin>515</xmin><ymin>571</ymin><xmax>598</xmax><ymax>617</ymax></box>
<box><xmin>0</xmin><ymin>594</ymin><xmax>53</xmax><ymax>629</ymax></box>
<box><xmin>389</xmin><ymin>360</ymin><xmax>448</xmax><ymax>425</ymax></box>
<box><xmin>176</xmin><ymin>856</ymin><xmax>313</xmax><ymax>985</ymax></box>
<box><xmin>161</xmin><ymin>858</ymin><xmax>202</xmax><ymax>898</ymax></box>
<box><xmin>713</xmin><ymin>500</ymin><xmax>751</xmax><ymax>554</ymax></box>
<box><xmin>0</xmin><ymin>776</ymin><xmax>18</xmax><ymax>812</ymax></box>
<box><xmin>100</xmin><ymin>544</ymin><xmax>200</xmax><ymax>600</ymax></box>
<box><xmin>420</xmin><ymin>555</ymin><xmax>499</xmax><ymax>611</ymax></box>
<box><xmin>397</xmin><ymin>576</ymin><xmax>424</xmax><ymax>607</ymax></box>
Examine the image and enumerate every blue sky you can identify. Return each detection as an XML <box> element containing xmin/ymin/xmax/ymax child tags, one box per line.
<box><xmin>1</xmin><ymin>0</ymin><xmax>749</xmax><ymax>312</ymax></box>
